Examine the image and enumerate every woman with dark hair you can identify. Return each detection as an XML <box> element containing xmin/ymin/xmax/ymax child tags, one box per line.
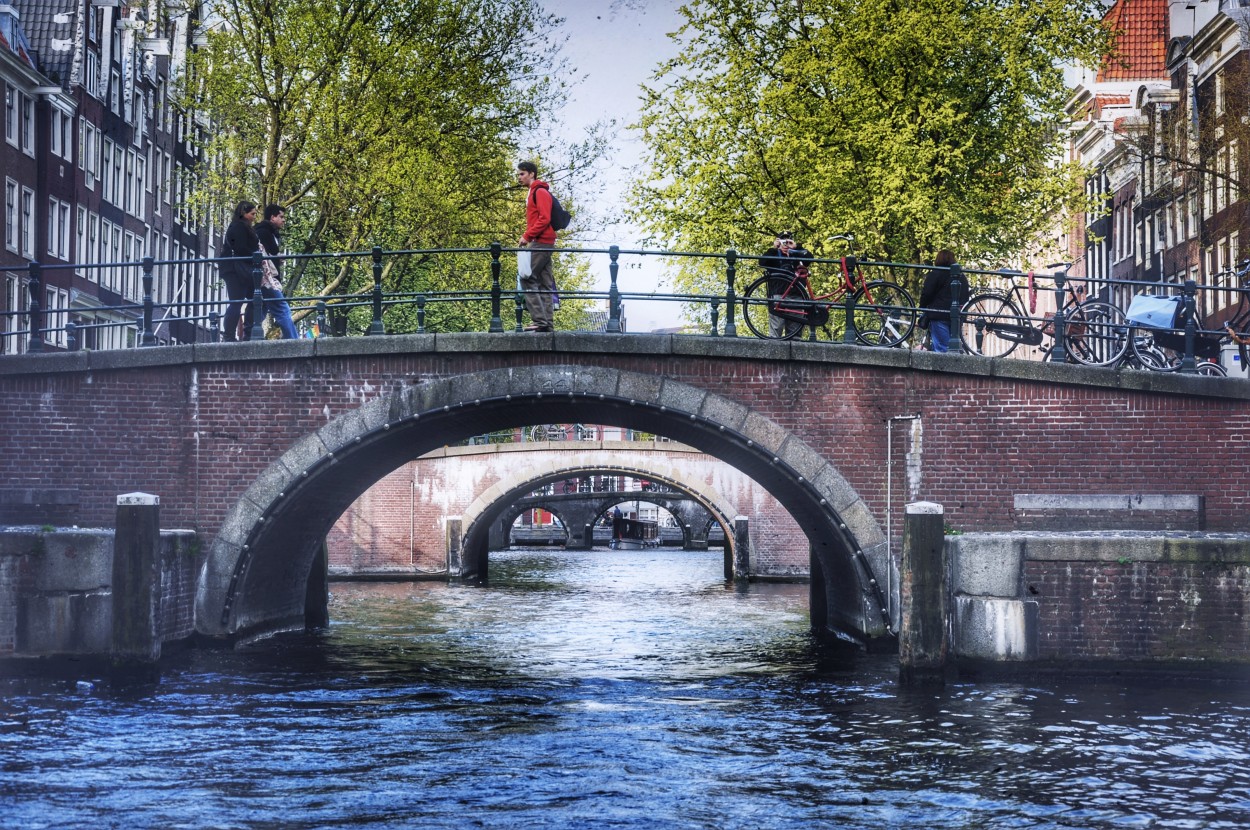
<box><xmin>919</xmin><ymin>249</ymin><xmax>957</xmax><ymax>352</ymax></box>
<box><xmin>222</xmin><ymin>200</ymin><xmax>260</xmax><ymax>341</ymax></box>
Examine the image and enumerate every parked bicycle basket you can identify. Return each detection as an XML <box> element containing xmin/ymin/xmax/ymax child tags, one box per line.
<box><xmin>1126</xmin><ymin>295</ymin><xmax>1183</xmax><ymax>329</ymax></box>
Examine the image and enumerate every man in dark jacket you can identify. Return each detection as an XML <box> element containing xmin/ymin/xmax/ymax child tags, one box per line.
<box><xmin>760</xmin><ymin>231</ymin><xmax>812</xmax><ymax>338</ymax></box>
<box><xmin>254</xmin><ymin>204</ymin><xmax>298</xmax><ymax>339</ymax></box>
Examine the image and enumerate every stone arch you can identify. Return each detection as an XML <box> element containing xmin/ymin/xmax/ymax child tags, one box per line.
<box><xmin>497</xmin><ymin>501</ymin><xmax>573</xmax><ymax>547</ymax></box>
<box><xmin>460</xmin><ymin>462</ymin><xmax>740</xmax><ymax>567</ymax></box>
<box><xmin>195</xmin><ymin>364</ymin><xmax>892</xmax><ymax>647</ymax></box>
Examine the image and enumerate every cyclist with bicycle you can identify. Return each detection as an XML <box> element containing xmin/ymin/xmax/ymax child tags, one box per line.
<box><xmin>919</xmin><ymin>249</ymin><xmax>957</xmax><ymax>352</ymax></box>
<box><xmin>760</xmin><ymin>231</ymin><xmax>813</xmax><ymax>337</ymax></box>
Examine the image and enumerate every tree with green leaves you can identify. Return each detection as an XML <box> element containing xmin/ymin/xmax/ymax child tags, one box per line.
<box><xmin>183</xmin><ymin>0</ymin><xmax>601</xmax><ymax>331</ymax></box>
<box><xmin>629</xmin><ymin>0</ymin><xmax>1112</xmax><ymax>300</ymax></box>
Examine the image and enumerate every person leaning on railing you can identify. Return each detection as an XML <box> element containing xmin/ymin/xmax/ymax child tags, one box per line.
<box><xmin>919</xmin><ymin>249</ymin><xmax>957</xmax><ymax>352</ymax></box>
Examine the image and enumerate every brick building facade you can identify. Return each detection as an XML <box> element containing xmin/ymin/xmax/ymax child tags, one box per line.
<box><xmin>0</xmin><ymin>0</ymin><xmax>216</xmax><ymax>354</ymax></box>
<box><xmin>1064</xmin><ymin>0</ymin><xmax>1250</xmax><ymax>324</ymax></box>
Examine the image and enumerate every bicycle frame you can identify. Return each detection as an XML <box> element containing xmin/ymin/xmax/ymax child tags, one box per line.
<box><xmin>770</xmin><ymin>257</ymin><xmax>869</xmax><ymax>323</ymax></box>
<box><xmin>973</xmin><ymin>273</ymin><xmax>1088</xmax><ymax>346</ymax></box>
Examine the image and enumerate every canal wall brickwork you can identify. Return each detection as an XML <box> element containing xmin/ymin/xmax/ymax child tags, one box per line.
<box><xmin>1</xmin><ymin>334</ymin><xmax>1247</xmax><ymax>646</ymax></box>
<box><xmin>951</xmin><ymin>533</ymin><xmax>1250</xmax><ymax>666</ymax></box>
<box><xmin>0</xmin><ymin>529</ymin><xmax>201</xmax><ymax>658</ymax></box>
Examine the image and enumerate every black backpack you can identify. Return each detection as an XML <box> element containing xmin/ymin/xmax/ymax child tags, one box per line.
<box><xmin>533</xmin><ymin>188</ymin><xmax>571</xmax><ymax>231</ymax></box>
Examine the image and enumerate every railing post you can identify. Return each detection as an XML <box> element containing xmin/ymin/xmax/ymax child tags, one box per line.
<box><xmin>842</xmin><ymin>291</ymin><xmax>857</xmax><ymax>344</ymax></box>
<box><xmin>1179</xmin><ymin>279</ymin><xmax>1199</xmax><ymax>373</ymax></box>
<box><xmin>974</xmin><ymin>317</ymin><xmax>985</xmax><ymax>353</ymax></box>
<box><xmin>723</xmin><ymin>248</ymin><xmax>738</xmax><ymax>337</ymax></box>
<box><xmin>514</xmin><ymin>288</ymin><xmax>525</xmax><ymax>332</ymax></box>
<box><xmin>139</xmin><ymin>255</ymin><xmax>157</xmax><ymax>346</ymax></box>
<box><xmin>209</xmin><ymin>311</ymin><xmax>221</xmax><ymax>342</ymax></box>
<box><xmin>607</xmin><ymin>245</ymin><xmax>622</xmax><ymax>333</ymax></box>
<box><xmin>1049</xmin><ymin>268</ymin><xmax>1068</xmax><ymax>364</ymax></box>
<box><xmin>367</xmin><ymin>245</ymin><xmax>385</xmax><ymax>335</ymax></box>
<box><xmin>26</xmin><ymin>260</ymin><xmax>44</xmax><ymax>353</ymax></box>
<box><xmin>316</xmin><ymin>301</ymin><xmax>327</xmax><ymax>338</ymax></box>
<box><xmin>947</xmin><ymin>262</ymin><xmax>965</xmax><ymax>354</ymax></box>
<box><xmin>710</xmin><ymin>297</ymin><xmax>720</xmax><ymax>336</ymax></box>
<box><xmin>248</xmin><ymin>251</ymin><xmax>265</xmax><ymax>341</ymax></box>
<box><xmin>416</xmin><ymin>293</ymin><xmax>427</xmax><ymax>333</ymax></box>
<box><xmin>488</xmin><ymin>242</ymin><xmax>503</xmax><ymax>332</ymax></box>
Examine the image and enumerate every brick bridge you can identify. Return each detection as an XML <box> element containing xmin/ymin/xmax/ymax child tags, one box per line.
<box><xmin>326</xmin><ymin>443</ymin><xmax>809</xmax><ymax>580</ymax></box>
<box><xmin>0</xmin><ymin>333</ymin><xmax>1245</xmax><ymax>649</ymax></box>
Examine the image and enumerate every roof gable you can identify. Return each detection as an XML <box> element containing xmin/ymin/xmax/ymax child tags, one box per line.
<box><xmin>1098</xmin><ymin>0</ymin><xmax>1170</xmax><ymax>82</ymax></box>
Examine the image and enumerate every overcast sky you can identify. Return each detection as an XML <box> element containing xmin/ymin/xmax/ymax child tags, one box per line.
<box><xmin>540</xmin><ymin>0</ymin><xmax>688</xmax><ymax>331</ymax></box>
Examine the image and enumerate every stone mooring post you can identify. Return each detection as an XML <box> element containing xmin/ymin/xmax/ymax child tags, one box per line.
<box><xmin>111</xmin><ymin>492</ymin><xmax>161</xmax><ymax>665</ymax></box>
<box><xmin>898</xmin><ymin>501</ymin><xmax>948</xmax><ymax>685</ymax></box>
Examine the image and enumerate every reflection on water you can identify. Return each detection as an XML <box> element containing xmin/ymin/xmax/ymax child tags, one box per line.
<box><xmin>2</xmin><ymin>548</ymin><xmax>1249</xmax><ymax>829</ymax></box>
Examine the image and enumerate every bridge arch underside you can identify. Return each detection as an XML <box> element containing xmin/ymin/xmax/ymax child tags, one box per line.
<box><xmin>466</xmin><ymin>467</ymin><xmax>735</xmax><ymax>562</ymax></box>
<box><xmin>196</xmin><ymin>366</ymin><xmax>892</xmax><ymax>648</ymax></box>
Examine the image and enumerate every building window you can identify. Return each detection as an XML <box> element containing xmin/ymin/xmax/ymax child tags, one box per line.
<box><xmin>101</xmin><ymin>139</ymin><xmax>114</xmax><ymax>203</ymax></box>
<box><xmin>20</xmin><ymin>187</ymin><xmax>34</xmax><ymax>258</ymax></box>
<box><xmin>86</xmin><ymin>50</ymin><xmax>101</xmax><ymax>99</ymax></box>
<box><xmin>4</xmin><ymin>179</ymin><xmax>16</xmax><ymax>252</ymax></box>
<box><xmin>4</xmin><ymin>85</ymin><xmax>15</xmax><ymax>147</ymax></box>
<box><xmin>109</xmin><ymin>70</ymin><xmax>121</xmax><ymax>115</ymax></box>
<box><xmin>45</xmin><ymin>286</ymin><xmax>69</xmax><ymax>348</ymax></box>
<box><xmin>20</xmin><ymin>94</ymin><xmax>33</xmax><ymax>155</ymax></box>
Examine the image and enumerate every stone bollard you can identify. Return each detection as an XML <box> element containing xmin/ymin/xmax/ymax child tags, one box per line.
<box><xmin>111</xmin><ymin>492</ymin><xmax>161</xmax><ymax>665</ymax></box>
<box><xmin>899</xmin><ymin>501</ymin><xmax>948</xmax><ymax>685</ymax></box>
<box><xmin>583</xmin><ymin>523</ymin><xmax>594</xmax><ymax>550</ymax></box>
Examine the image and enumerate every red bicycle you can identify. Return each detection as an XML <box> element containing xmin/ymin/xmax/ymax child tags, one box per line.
<box><xmin>740</xmin><ymin>237</ymin><xmax>917</xmax><ymax>346</ymax></box>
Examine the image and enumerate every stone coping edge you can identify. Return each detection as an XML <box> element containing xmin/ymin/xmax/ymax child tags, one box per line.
<box><xmin>0</xmin><ymin>332</ymin><xmax>1244</xmax><ymax>400</ymax></box>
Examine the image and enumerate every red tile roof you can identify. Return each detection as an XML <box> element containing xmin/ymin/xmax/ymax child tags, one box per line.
<box><xmin>1097</xmin><ymin>0</ymin><xmax>1169</xmax><ymax>81</ymax></box>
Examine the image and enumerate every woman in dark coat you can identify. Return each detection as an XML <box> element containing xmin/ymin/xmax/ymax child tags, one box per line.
<box><xmin>919</xmin><ymin>249</ymin><xmax>957</xmax><ymax>352</ymax></box>
<box><xmin>222</xmin><ymin>201</ymin><xmax>260</xmax><ymax>341</ymax></box>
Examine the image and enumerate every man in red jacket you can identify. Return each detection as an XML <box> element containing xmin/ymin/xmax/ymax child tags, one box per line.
<box><xmin>516</xmin><ymin>160</ymin><xmax>557</xmax><ymax>332</ymax></box>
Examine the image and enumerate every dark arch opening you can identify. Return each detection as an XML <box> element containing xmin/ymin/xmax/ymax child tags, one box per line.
<box><xmin>196</xmin><ymin>366</ymin><xmax>893</xmax><ymax>649</ymax></box>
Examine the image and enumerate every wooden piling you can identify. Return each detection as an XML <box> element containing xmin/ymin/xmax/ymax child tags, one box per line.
<box><xmin>899</xmin><ymin>501</ymin><xmax>948</xmax><ymax>685</ymax></box>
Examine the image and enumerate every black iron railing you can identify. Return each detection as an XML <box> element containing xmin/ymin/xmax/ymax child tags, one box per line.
<box><xmin>2</xmin><ymin>246</ymin><xmax>1246</xmax><ymax>377</ymax></box>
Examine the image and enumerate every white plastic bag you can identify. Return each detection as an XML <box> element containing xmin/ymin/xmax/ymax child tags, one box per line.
<box><xmin>517</xmin><ymin>250</ymin><xmax>532</xmax><ymax>279</ymax></box>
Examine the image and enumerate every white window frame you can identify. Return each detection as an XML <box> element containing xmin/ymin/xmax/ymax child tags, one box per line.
<box><xmin>4</xmin><ymin>85</ymin><xmax>16</xmax><ymax>147</ymax></box>
<box><xmin>4</xmin><ymin>179</ymin><xmax>16</xmax><ymax>252</ymax></box>
<box><xmin>20</xmin><ymin>187</ymin><xmax>34</xmax><ymax>258</ymax></box>
<box><xmin>20</xmin><ymin>94</ymin><xmax>33</xmax><ymax>156</ymax></box>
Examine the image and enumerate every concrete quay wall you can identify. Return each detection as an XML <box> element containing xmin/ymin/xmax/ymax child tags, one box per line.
<box><xmin>950</xmin><ymin>532</ymin><xmax>1250</xmax><ymax>666</ymax></box>
<box><xmin>0</xmin><ymin>528</ymin><xmax>201</xmax><ymax>659</ymax></box>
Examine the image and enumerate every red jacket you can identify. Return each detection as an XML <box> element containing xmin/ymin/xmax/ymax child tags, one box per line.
<box><xmin>523</xmin><ymin>180</ymin><xmax>558</xmax><ymax>245</ymax></box>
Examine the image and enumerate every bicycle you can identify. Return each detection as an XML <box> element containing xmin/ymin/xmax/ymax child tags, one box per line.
<box><xmin>959</xmin><ymin>264</ymin><xmax>1128</xmax><ymax>366</ymax></box>
<box><xmin>740</xmin><ymin>235</ymin><xmax>917</xmax><ymax>347</ymax></box>
<box><xmin>1124</xmin><ymin>260</ymin><xmax>1249</xmax><ymax>376</ymax></box>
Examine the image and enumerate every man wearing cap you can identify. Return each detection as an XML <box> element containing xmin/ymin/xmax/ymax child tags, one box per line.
<box><xmin>760</xmin><ymin>232</ymin><xmax>812</xmax><ymax>338</ymax></box>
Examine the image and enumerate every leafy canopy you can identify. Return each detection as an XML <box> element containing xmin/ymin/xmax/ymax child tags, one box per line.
<box><xmin>629</xmin><ymin>0</ymin><xmax>1111</xmax><ymax>295</ymax></box>
<box><xmin>184</xmin><ymin>0</ymin><xmax>599</xmax><ymax>330</ymax></box>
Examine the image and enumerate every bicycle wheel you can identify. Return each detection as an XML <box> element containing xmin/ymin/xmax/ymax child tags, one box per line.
<box><xmin>961</xmin><ymin>294</ymin><xmax>1024</xmax><ymax>357</ymax></box>
<box><xmin>1197</xmin><ymin>360</ymin><xmax>1228</xmax><ymax>377</ymax></box>
<box><xmin>1129</xmin><ymin>327</ymin><xmax>1181</xmax><ymax>371</ymax></box>
<box><xmin>741</xmin><ymin>275</ymin><xmax>808</xmax><ymax>340</ymax></box>
<box><xmin>851</xmin><ymin>281</ymin><xmax>916</xmax><ymax>347</ymax></box>
<box><xmin>1066</xmin><ymin>301</ymin><xmax>1128</xmax><ymax>367</ymax></box>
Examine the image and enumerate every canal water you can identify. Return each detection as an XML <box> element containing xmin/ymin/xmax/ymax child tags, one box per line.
<box><xmin>2</xmin><ymin>548</ymin><xmax>1249</xmax><ymax>829</ymax></box>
